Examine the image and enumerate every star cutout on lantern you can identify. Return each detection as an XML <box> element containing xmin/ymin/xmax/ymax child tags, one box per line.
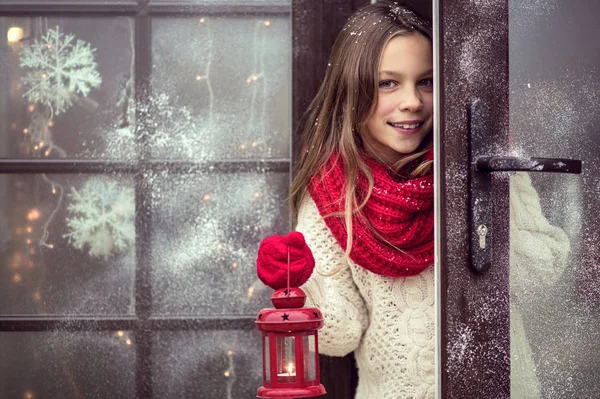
<box><xmin>258</xmin><ymin>313</ymin><xmax>263</xmax><ymax>320</ymax></box>
<box><xmin>313</xmin><ymin>311</ymin><xmax>319</xmax><ymax>319</ymax></box>
<box><xmin>282</xmin><ymin>313</ymin><xmax>290</xmax><ymax>321</ymax></box>
<box><xmin>283</xmin><ymin>289</ymin><xmax>289</xmax><ymax>295</ymax></box>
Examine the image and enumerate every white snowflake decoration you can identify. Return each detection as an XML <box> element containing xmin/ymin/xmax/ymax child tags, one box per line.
<box><xmin>20</xmin><ymin>26</ymin><xmax>102</xmax><ymax>116</ymax></box>
<box><xmin>64</xmin><ymin>178</ymin><xmax>135</xmax><ymax>259</ymax></box>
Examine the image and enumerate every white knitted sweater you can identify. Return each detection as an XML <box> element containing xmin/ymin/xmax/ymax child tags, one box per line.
<box><xmin>298</xmin><ymin>196</ymin><xmax>435</xmax><ymax>399</ymax></box>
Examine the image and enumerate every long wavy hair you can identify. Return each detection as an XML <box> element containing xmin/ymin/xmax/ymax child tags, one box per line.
<box><xmin>290</xmin><ymin>1</ymin><xmax>433</xmax><ymax>261</ymax></box>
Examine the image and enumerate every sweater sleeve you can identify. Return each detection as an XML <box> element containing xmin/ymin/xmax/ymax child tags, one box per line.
<box><xmin>296</xmin><ymin>196</ymin><xmax>369</xmax><ymax>357</ymax></box>
<box><xmin>509</xmin><ymin>172</ymin><xmax>571</xmax><ymax>302</ymax></box>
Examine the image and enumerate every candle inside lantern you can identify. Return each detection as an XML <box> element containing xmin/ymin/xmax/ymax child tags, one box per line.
<box><xmin>277</xmin><ymin>362</ymin><xmax>296</xmax><ymax>383</ymax></box>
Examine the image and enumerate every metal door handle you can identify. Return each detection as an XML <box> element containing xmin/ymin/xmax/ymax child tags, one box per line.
<box><xmin>476</xmin><ymin>156</ymin><xmax>581</xmax><ymax>174</ymax></box>
<box><xmin>468</xmin><ymin>99</ymin><xmax>582</xmax><ymax>274</ymax></box>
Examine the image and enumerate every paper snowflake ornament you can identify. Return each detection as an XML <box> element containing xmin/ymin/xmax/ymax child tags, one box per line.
<box><xmin>64</xmin><ymin>178</ymin><xmax>135</xmax><ymax>259</ymax></box>
<box><xmin>20</xmin><ymin>26</ymin><xmax>102</xmax><ymax>115</ymax></box>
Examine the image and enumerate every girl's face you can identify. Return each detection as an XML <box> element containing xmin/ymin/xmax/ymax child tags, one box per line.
<box><xmin>362</xmin><ymin>33</ymin><xmax>433</xmax><ymax>164</ymax></box>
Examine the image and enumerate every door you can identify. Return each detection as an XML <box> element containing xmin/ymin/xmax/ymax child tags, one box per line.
<box><xmin>437</xmin><ymin>0</ymin><xmax>600</xmax><ymax>397</ymax></box>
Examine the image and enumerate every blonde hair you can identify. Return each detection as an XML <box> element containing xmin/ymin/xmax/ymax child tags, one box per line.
<box><xmin>290</xmin><ymin>1</ymin><xmax>433</xmax><ymax>261</ymax></box>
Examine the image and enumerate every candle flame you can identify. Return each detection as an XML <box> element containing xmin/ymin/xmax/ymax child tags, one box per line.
<box><xmin>287</xmin><ymin>362</ymin><xmax>294</xmax><ymax>374</ymax></box>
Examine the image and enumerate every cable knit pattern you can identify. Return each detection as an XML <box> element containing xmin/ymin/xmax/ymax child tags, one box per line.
<box><xmin>298</xmin><ymin>196</ymin><xmax>435</xmax><ymax>399</ymax></box>
<box><xmin>308</xmin><ymin>153</ymin><xmax>434</xmax><ymax>277</ymax></box>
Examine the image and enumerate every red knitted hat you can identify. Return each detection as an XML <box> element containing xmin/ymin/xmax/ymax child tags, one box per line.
<box><xmin>256</xmin><ymin>232</ymin><xmax>315</xmax><ymax>290</ymax></box>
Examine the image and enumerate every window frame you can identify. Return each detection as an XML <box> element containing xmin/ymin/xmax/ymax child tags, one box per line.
<box><xmin>0</xmin><ymin>0</ymin><xmax>367</xmax><ymax>397</ymax></box>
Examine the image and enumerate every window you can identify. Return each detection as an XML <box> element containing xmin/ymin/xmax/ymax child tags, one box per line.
<box><xmin>0</xmin><ymin>1</ymin><xmax>291</xmax><ymax>397</ymax></box>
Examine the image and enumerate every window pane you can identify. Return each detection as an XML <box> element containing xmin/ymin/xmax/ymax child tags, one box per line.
<box><xmin>276</xmin><ymin>336</ymin><xmax>296</xmax><ymax>383</ymax></box>
<box><xmin>0</xmin><ymin>331</ymin><xmax>135</xmax><ymax>399</ymax></box>
<box><xmin>149</xmin><ymin>171</ymin><xmax>288</xmax><ymax>315</ymax></box>
<box><xmin>0</xmin><ymin>17</ymin><xmax>135</xmax><ymax>159</ymax></box>
<box><xmin>150</xmin><ymin>16</ymin><xmax>290</xmax><ymax>160</ymax></box>
<box><xmin>0</xmin><ymin>173</ymin><xmax>136</xmax><ymax>315</ymax></box>
<box><xmin>152</xmin><ymin>330</ymin><xmax>262</xmax><ymax>399</ymax></box>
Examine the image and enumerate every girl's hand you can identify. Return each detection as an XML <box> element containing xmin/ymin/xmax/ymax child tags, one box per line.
<box><xmin>256</xmin><ymin>232</ymin><xmax>315</xmax><ymax>289</ymax></box>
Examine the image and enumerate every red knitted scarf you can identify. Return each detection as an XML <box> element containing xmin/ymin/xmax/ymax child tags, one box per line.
<box><xmin>308</xmin><ymin>152</ymin><xmax>434</xmax><ymax>277</ymax></box>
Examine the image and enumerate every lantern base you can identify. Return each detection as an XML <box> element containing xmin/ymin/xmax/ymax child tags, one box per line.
<box><xmin>257</xmin><ymin>384</ymin><xmax>326</xmax><ymax>398</ymax></box>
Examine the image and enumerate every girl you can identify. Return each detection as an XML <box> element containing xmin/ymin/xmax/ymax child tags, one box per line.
<box><xmin>260</xmin><ymin>2</ymin><xmax>436</xmax><ymax>398</ymax></box>
<box><xmin>257</xmin><ymin>3</ymin><xmax>572</xmax><ymax>398</ymax></box>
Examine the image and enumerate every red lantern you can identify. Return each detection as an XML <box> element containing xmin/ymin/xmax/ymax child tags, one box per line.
<box><xmin>255</xmin><ymin>286</ymin><xmax>326</xmax><ymax>398</ymax></box>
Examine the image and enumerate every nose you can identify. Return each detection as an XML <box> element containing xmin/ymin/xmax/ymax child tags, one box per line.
<box><xmin>398</xmin><ymin>87</ymin><xmax>423</xmax><ymax>112</ymax></box>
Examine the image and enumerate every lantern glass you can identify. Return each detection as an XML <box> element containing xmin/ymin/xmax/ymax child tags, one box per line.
<box><xmin>303</xmin><ymin>334</ymin><xmax>317</xmax><ymax>381</ymax></box>
<box><xmin>276</xmin><ymin>336</ymin><xmax>296</xmax><ymax>383</ymax></box>
<box><xmin>264</xmin><ymin>335</ymin><xmax>271</xmax><ymax>382</ymax></box>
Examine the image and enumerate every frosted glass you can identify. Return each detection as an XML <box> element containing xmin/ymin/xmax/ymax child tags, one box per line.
<box><xmin>150</xmin><ymin>16</ymin><xmax>291</xmax><ymax>160</ymax></box>
<box><xmin>509</xmin><ymin>0</ymin><xmax>600</xmax><ymax>397</ymax></box>
<box><xmin>149</xmin><ymin>171</ymin><xmax>288</xmax><ymax>315</ymax></box>
<box><xmin>152</xmin><ymin>330</ymin><xmax>263</xmax><ymax>399</ymax></box>
<box><xmin>0</xmin><ymin>173</ymin><xmax>136</xmax><ymax>315</ymax></box>
<box><xmin>0</xmin><ymin>17</ymin><xmax>135</xmax><ymax>159</ymax></box>
<box><xmin>0</xmin><ymin>332</ymin><xmax>136</xmax><ymax>399</ymax></box>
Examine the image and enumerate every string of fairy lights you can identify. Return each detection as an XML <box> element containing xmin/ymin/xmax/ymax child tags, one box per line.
<box><xmin>4</xmin><ymin>15</ymin><xmax>278</xmax><ymax>398</ymax></box>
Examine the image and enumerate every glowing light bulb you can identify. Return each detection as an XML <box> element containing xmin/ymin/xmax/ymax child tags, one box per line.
<box><xmin>13</xmin><ymin>273</ymin><xmax>22</xmax><ymax>283</ymax></box>
<box><xmin>240</xmin><ymin>144</ymin><xmax>246</xmax><ymax>150</ymax></box>
<box><xmin>232</xmin><ymin>262</ymin><xmax>237</xmax><ymax>269</ymax></box>
<box><xmin>33</xmin><ymin>145</ymin><xmax>39</xmax><ymax>150</ymax></box>
<box><xmin>224</xmin><ymin>370</ymin><xmax>230</xmax><ymax>377</ymax></box>
<box><xmin>117</xmin><ymin>331</ymin><xmax>124</xmax><ymax>337</ymax></box>
<box><xmin>202</xmin><ymin>193</ymin><xmax>211</xmax><ymax>201</ymax></box>
<box><xmin>199</xmin><ymin>17</ymin><xmax>206</xmax><ymax>23</ymax></box>
<box><xmin>26</xmin><ymin>239</ymin><xmax>31</xmax><ymax>244</ymax></box>
<box><xmin>27</xmin><ymin>209</ymin><xmax>40</xmax><ymax>221</ymax></box>
<box><xmin>7</xmin><ymin>26</ymin><xmax>24</xmax><ymax>43</ymax></box>
<box><xmin>52</xmin><ymin>188</ymin><xmax>56</xmax><ymax>194</ymax></box>
<box><xmin>26</xmin><ymin>226</ymin><xmax>32</xmax><ymax>233</ymax></box>
<box><xmin>251</xmin><ymin>142</ymin><xmax>257</xmax><ymax>148</ymax></box>
<box><xmin>48</xmin><ymin>120</ymin><xmax>54</xmax><ymax>127</ymax></box>
<box><xmin>247</xmin><ymin>286</ymin><xmax>255</xmax><ymax>297</ymax></box>
<box><xmin>48</xmin><ymin>244</ymin><xmax>54</xmax><ymax>249</ymax></box>
<box><xmin>264</xmin><ymin>21</ymin><xmax>271</xmax><ymax>26</ymax></box>
<box><xmin>44</xmin><ymin>150</ymin><xmax>50</xmax><ymax>156</ymax></box>
<box><xmin>24</xmin><ymin>391</ymin><xmax>34</xmax><ymax>399</ymax></box>
<box><xmin>41</xmin><ymin>73</ymin><xmax>47</xmax><ymax>79</ymax></box>
<box><xmin>23</xmin><ymin>128</ymin><xmax>28</xmax><ymax>134</ymax></box>
<box><xmin>125</xmin><ymin>339</ymin><xmax>132</xmax><ymax>346</ymax></box>
<box><xmin>227</xmin><ymin>350</ymin><xmax>233</xmax><ymax>356</ymax></box>
<box><xmin>196</xmin><ymin>75</ymin><xmax>203</xmax><ymax>81</ymax></box>
<box><xmin>28</xmin><ymin>104</ymin><xmax>35</xmax><ymax>112</ymax></box>
<box><xmin>254</xmin><ymin>192</ymin><xmax>261</xmax><ymax>198</ymax></box>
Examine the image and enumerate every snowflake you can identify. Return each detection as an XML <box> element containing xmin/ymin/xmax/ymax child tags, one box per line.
<box><xmin>64</xmin><ymin>177</ymin><xmax>135</xmax><ymax>259</ymax></box>
<box><xmin>20</xmin><ymin>26</ymin><xmax>102</xmax><ymax>116</ymax></box>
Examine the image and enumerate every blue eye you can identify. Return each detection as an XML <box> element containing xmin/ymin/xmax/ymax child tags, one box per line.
<box><xmin>379</xmin><ymin>80</ymin><xmax>396</xmax><ymax>88</ymax></box>
<box><xmin>418</xmin><ymin>78</ymin><xmax>433</xmax><ymax>87</ymax></box>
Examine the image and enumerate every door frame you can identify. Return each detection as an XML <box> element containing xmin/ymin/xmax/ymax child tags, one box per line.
<box><xmin>435</xmin><ymin>0</ymin><xmax>511</xmax><ymax>397</ymax></box>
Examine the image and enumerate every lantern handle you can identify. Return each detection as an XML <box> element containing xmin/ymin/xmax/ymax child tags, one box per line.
<box><xmin>287</xmin><ymin>246</ymin><xmax>290</xmax><ymax>296</ymax></box>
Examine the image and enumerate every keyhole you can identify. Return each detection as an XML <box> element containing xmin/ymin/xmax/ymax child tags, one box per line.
<box><xmin>477</xmin><ymin>224</ymin><xmax>488</xmax><ymax>249</ymax></box>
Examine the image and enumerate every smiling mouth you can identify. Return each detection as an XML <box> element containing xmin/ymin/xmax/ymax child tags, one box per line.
<box><xmin>388</xmin><ymin>122</ymin><xmax>422</xmax><ymax>129</ymax></box>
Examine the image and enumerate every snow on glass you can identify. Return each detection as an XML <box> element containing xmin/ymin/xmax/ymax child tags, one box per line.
<box><xmin>1</xmin><ymin>15</ymin><xmax>290</xmax><ymax>398</ymax></box>
<box><xmin>507</xmin><ymin>0</ymin><xmax>600</xmax><ymax>397</ymax></box>
<box><xmin>19</xmin><ymin>26</ymin><xmax>102</xmax><ymax>117</ymax></box>
<box><xmin>64</xmin><ymin>177</ymin><xmax>135</xmax><ymax>259</ymax></box>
